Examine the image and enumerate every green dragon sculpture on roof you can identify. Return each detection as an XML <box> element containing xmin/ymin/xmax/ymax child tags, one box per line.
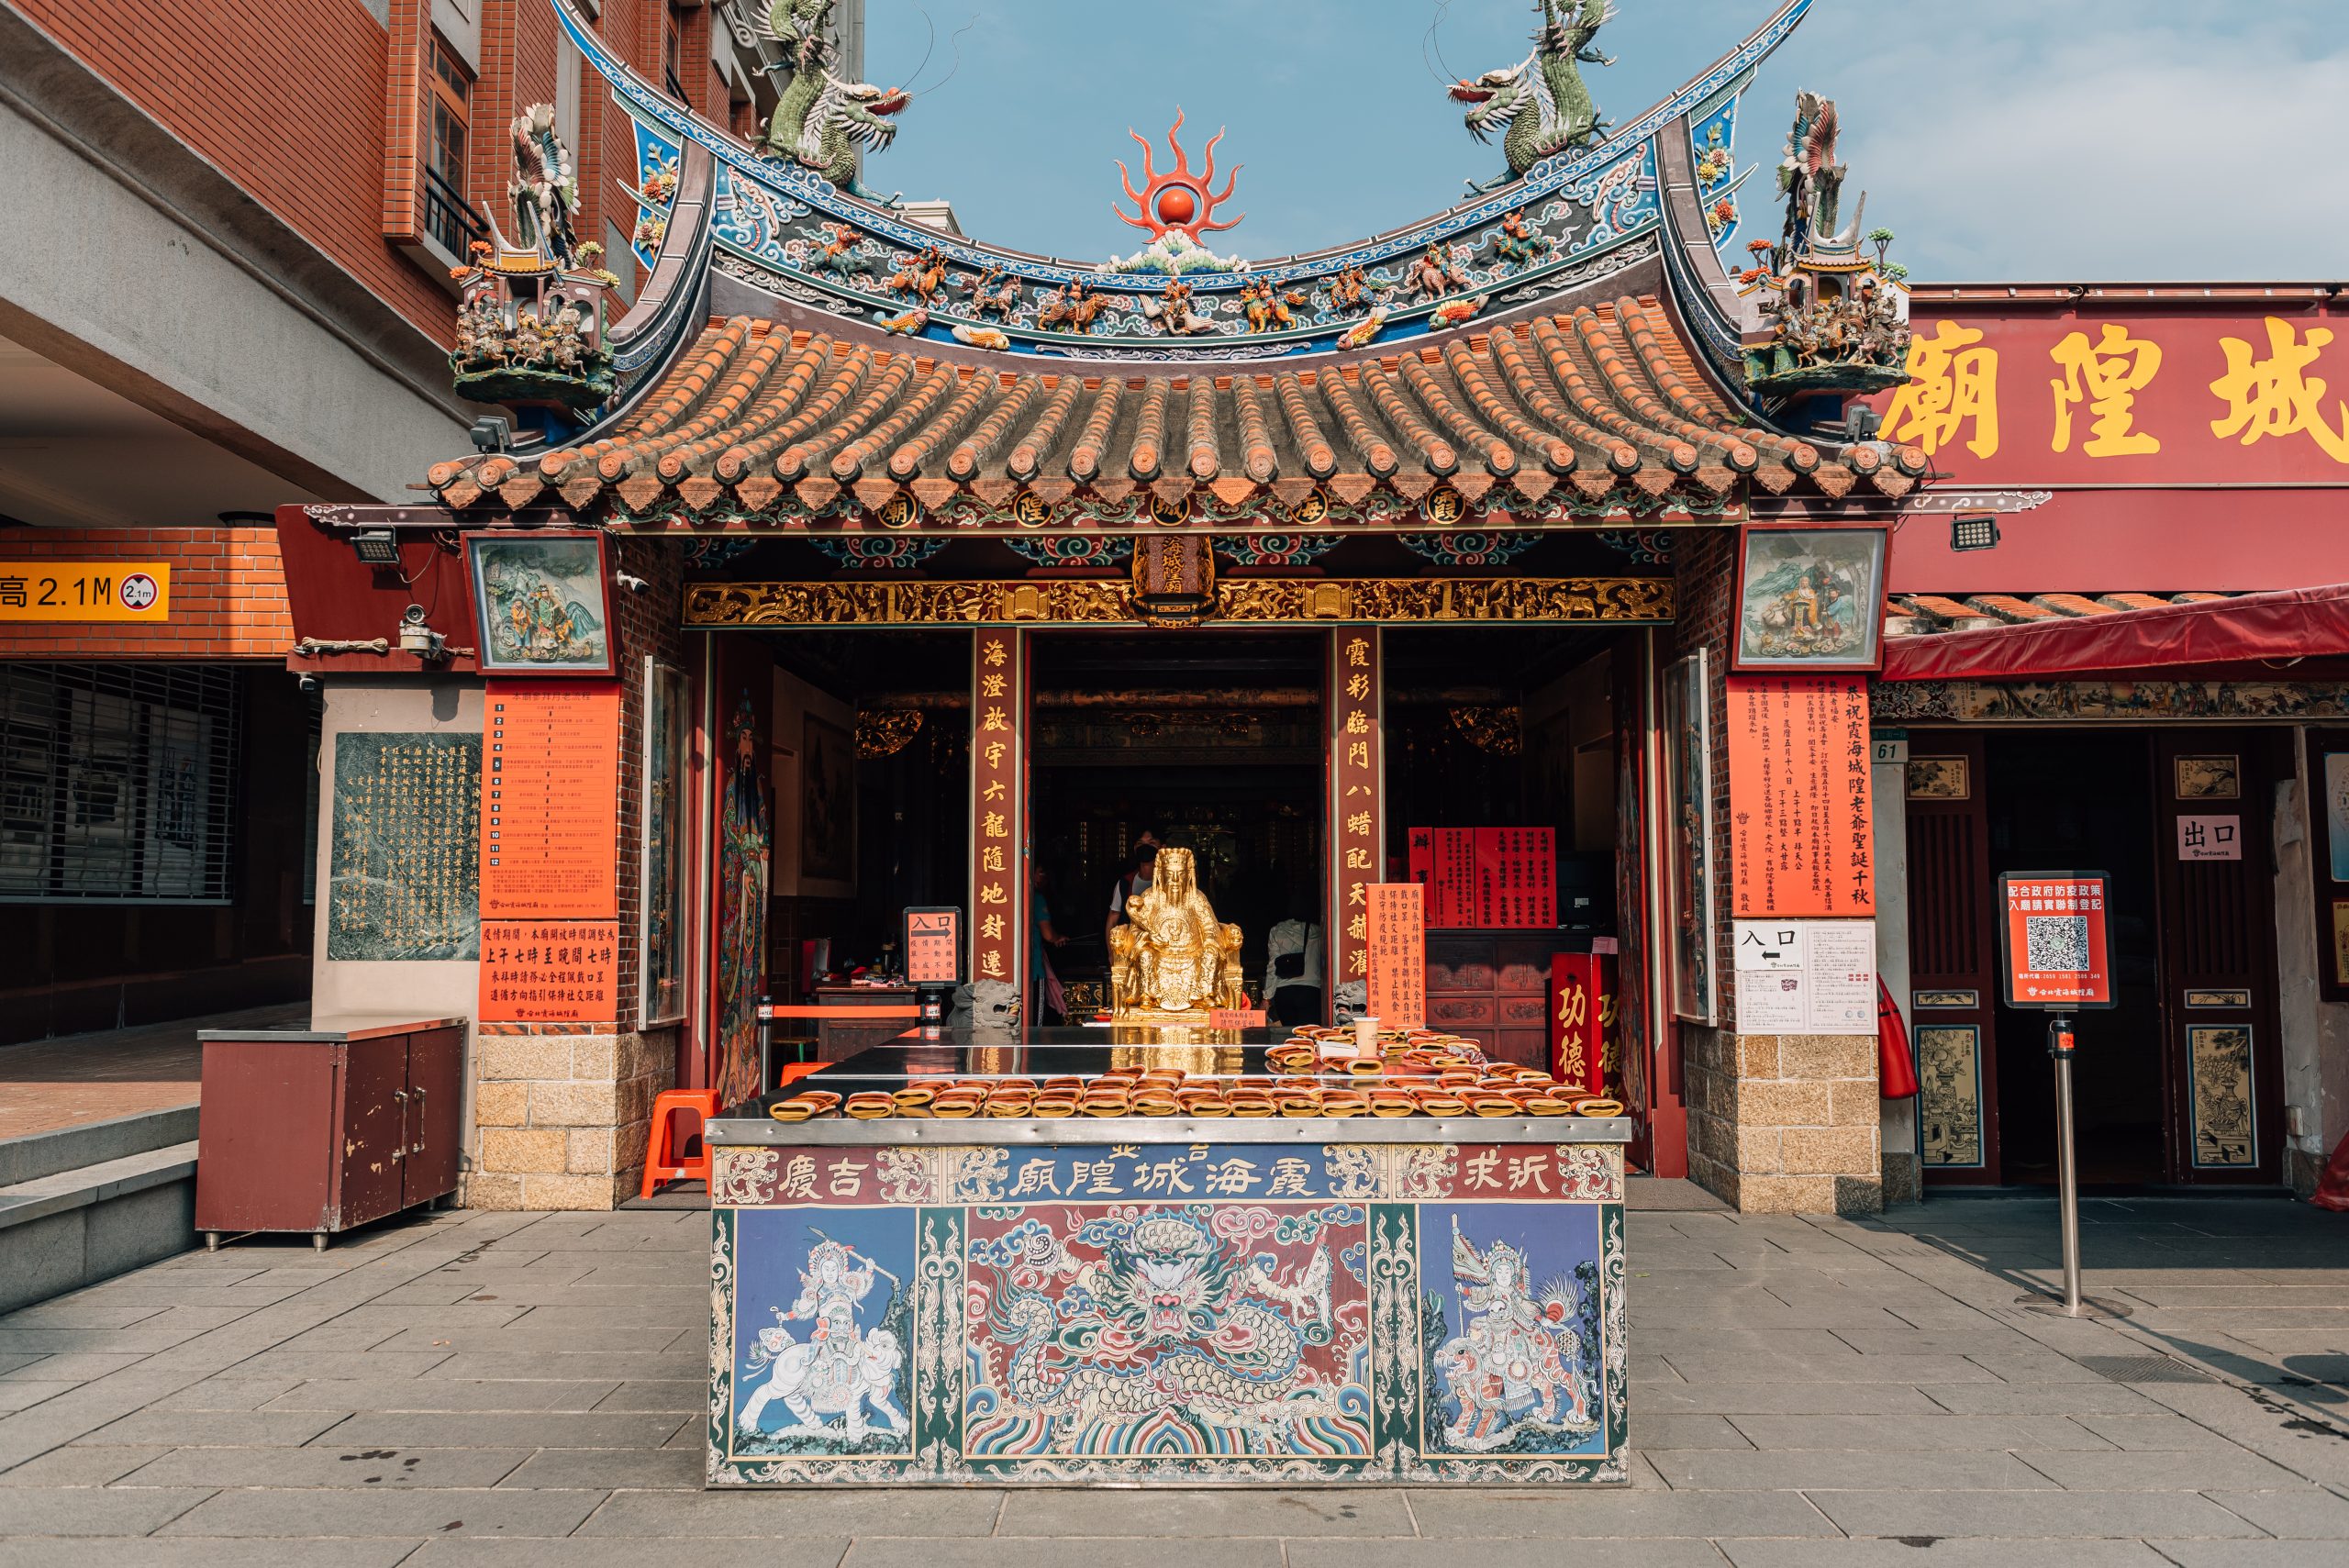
<box><xmin>1452</xmin><ymin>0</ymin><xmax>1619</xmax><ymax>194</ymax></box>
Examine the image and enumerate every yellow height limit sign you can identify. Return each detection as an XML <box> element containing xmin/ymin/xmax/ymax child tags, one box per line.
<box><xmin>0</xmin><ymin>563</ymin><xmax>171</xmax><ymax>621</ymax></box>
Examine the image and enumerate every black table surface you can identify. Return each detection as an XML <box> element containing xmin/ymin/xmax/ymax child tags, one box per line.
<box><xmin>727</xmin><ymin>1025</ymin><xmax>1399</xmax><ymax>1118</ymax></box>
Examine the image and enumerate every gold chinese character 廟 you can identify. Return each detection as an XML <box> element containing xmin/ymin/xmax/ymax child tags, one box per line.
<box><xmin>1883</xmin><ymin>319</ymin><xmax>1999</xmax><ymax>458</ymax></box>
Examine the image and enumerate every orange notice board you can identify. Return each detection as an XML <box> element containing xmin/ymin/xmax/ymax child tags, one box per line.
<box><xmin>1998</xmin><ymin>873</ymin><xmax>2115</xmax><ymax>1010</ymax></box>
<box><xmin>1727</xmin><ymin>674</ymin><xmax>1874</xmax><ymax>917</ymax></box>
<box><xmin>479</xmin><ymin>919</ymin><xmax>618</xmax><ymax>1024</ymax></box>
<box><xmin>1365</xmin><ymin>883</ymin><xmax>1427</xmax><ymax>1029</ymax></box>
<box><xmin>482</xmin><ymin>683</ymin><xmax>620</xmax><ymax>919</ymax></box>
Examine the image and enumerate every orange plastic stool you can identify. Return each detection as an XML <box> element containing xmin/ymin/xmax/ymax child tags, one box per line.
<box><xmin>641</xmin><ymin>1089</ymin><xmax>720</xmax><ymax>1198</ymax></box>
<box><xmin>775</xmin><ymin>1062</ymin><xmax>828</xmax><ymax>1091</ymax></box>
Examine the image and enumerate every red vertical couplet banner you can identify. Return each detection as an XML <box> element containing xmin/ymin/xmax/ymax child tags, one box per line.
<box><xmin>970</xmin><ymin>630</ymin><xmax>1028</xmax><ymax>1012</ymax></box>
<box><xmin>1726</xmin><ymin>674</ymin><xmax>1875</xmax><ymax>917</ymax></box>
<box><xmin>1365</xmin><ymin>883</ymin><xmax>1427</xmax><ymax>1029</ymax></box>
<box><xmin>479</xmin><ymin>682</ymin><xmax>621</xmax><ymax>1025</ymax></box>
<box><xmin>1329</xmin><ymin>629</ymin><xmax>1384</xmax><ymax>998</ymax></box>
<box><xmin>1551</xmin><ymin>951</ymin><xmax>1607</xmax><ymax>1095</ymax></box>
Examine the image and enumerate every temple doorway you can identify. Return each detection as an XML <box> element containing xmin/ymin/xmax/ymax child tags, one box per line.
<box><xmin>1029</xmin><ymin>629</ymin><xmax>1325</xmax><ymax>1020</ymax></box>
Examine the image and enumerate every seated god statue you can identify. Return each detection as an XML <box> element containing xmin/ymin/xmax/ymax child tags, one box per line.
<box><xmin>1108</xmin><ymin>847</ymin><xmax>1247</xmax><ymax>1019</ymax></box>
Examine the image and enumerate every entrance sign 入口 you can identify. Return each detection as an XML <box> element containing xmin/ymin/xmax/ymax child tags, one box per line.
<box><xmin>1998</xmin><ymin>873</ymin><xmax>2116</xmax><ymax>1010</ymax></box>
<box><xmin>1730</xmin><ymin>919</ymin><xmax>1878</xmax><ymax>1036</ymax></box>
<box><xmin>903</xmin><ymin>907</ymin><xmax>963</xmax><ymax>986</ymax></box>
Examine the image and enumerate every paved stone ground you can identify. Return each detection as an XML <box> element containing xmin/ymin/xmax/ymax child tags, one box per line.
<box><xmin>0</xmin><ymin>1005</ymin><xmax>304</xmax><ymax>1140</ymax></box>
<box><xmin>0</xmin><ymin>1194</ymin><xmax>2344</xmax><ymax>1565</ymax></box>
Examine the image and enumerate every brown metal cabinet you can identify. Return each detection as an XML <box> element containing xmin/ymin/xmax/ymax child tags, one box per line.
<box><xmin>195</xmin><ymin>1018</ymin><xmax>465</xmax><ymax>1249</ymax></box>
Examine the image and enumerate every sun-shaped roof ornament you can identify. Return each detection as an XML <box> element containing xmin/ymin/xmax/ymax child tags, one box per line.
<box><xmin>1113</xmin><ymin>109</ymin><xmax>1244</xmax><ymax>241</ymax></box>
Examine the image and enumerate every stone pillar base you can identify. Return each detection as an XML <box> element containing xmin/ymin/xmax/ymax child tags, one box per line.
<box><xmin>465</xmin><ymin>1028</ymin><xmax>677</xmax><ymax>1211</ymax></box>
<box><xmin>1686</xmin><ymin>1025</ymin><xmax>1884</xmax><ymax>1216</ymax></box>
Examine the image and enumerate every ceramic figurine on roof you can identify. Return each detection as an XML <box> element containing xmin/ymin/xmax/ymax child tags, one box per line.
<box><xmin>1736</xmin><ymin>90</ymin><xmax>1910</xmax><ymax>401</ymax></box>
<box><xmin>755</xmin><ymin>0</ymin><xmax>909</xmax><ymax>204</ymax></box>
<box><xmin>1452</xmin><ymin>0</ymin><xmax>1618</xmax><ymax>194</ymax></box>
<box><xmin>448</xmin><ymin>104</ymin><xmax>615</xmax><ymax>417</ymax></box>
<box><xmin>1107</xmin><ymin>111</ymin><xmax>1249</xmax><ymax>275</ymax></box>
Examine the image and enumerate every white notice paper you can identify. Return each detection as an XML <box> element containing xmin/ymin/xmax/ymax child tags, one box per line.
<box><xmin>1732</xmin><ymin>918</ymin><xmax>1877</xmax><ymax>1035</ymax></box>
<box><xmin>1804</xmin><ymin>919</ymin><xmax>1878</xmax><ymax>1033</ymax></box>
<box><xmin>1735</xmin><ymin>968</ymin><xmax>1808</xmax><ymax>1031</ymax></box>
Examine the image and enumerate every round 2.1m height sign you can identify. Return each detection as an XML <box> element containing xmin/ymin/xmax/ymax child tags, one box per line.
<box><xmin>1997</xmin><ymin>872</ymin><xmax>2118</xmax><ymax>1011</ymax></box>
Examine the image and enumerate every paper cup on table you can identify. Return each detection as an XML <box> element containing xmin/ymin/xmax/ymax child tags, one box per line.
<box><xmin>1353</xmin><ymin>1016</ymin><xmax>1381</xmax><ymax>1057</ymax></box>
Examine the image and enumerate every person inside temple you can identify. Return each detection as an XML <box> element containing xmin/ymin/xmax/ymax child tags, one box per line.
<box><xmin>1030</xmin><ymin>862</ymin><xmax>1069</xmax><ymax>1024</ymax></box>
<box><xmin>1101</xmin><ymin>828</ymin><xmax>1163</xmax><ymax>951</ymax></box>
<box><xmin>1262</xmin><ymin>891</ymin><xmax>1326</xmax><ymax>1027</ymax></box>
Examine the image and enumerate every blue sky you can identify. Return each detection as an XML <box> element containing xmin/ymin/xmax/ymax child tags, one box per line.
<box><xmin>858</xmin><ymin>0</ymin><xmax>2349</xmax><ymax>281</ymax></box>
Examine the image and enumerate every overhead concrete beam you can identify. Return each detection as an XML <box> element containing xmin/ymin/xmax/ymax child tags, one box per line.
<box><xmin>0</xmin><ymin>4</ymin><xmax>492</xmax><ymax>504</ymax></box>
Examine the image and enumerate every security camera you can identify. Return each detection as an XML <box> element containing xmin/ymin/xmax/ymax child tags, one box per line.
<box><xmin>397</xmin><ymin>603</ymin><xmax>449</xmax><ymax>661</ymax></box>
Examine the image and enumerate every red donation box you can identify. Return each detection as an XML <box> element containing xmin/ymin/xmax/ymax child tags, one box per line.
<box><xmin>1997</xmin><ymin>873</ymin><xmax>2116</xmax><ymax>1011</ymax></box>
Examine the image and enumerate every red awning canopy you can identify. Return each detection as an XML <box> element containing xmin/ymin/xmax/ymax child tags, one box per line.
<box><xmin>1880</xmin><ymin>583</ymin><xmax>2349</xmax><ymax>682</ymax></box>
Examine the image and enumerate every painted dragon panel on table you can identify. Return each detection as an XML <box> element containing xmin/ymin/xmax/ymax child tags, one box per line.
<box><xmin>707</xmin><ymin>1141</ymin><xmax>1629</xmax><ymax>1485</ymax></box>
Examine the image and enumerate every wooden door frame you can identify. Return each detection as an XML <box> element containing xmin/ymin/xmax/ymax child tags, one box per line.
<box><xmin>1904</xmin><ymin>730</ymin><xmax>2001</xmax><ymax>1185</ymax></box>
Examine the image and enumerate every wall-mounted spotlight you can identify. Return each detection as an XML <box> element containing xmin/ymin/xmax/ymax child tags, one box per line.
<box><xmin>1949</xmin><ymin>514</ymin><xmax>2001</xmax><ymax>552</ymax></box>
<box><xmin>349</xmin><ymin>528</ymin><xmax>402</xmax><ymax>565</ymax></box>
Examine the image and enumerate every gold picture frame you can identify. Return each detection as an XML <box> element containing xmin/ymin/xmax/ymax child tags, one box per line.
<box><xmin>2174</xmin><ymin>754</ymin><xmax>2241</xmax><ymax>800</ymax></box>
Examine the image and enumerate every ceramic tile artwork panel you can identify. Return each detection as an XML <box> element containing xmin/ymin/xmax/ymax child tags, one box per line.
<box><xmin>706</xmin><ymin>1140</ymin><xmax>1628</xmax><ymax>1485</ymax></box>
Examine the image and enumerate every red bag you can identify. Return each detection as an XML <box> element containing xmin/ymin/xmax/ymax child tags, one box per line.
<box><xmin>1877</xmin><ymin>980</ymin><xmax>1920</xmax><ymax>1100</ymax></box>
<box><xmin>2314</xmin><ymin>1130</ymin><xmax>2349</xmax><ymax>1211</ymax></box>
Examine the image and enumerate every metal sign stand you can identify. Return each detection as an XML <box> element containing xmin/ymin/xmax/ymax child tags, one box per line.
<box><xmin>2021</xmin><ymin>1011</ymin><xmax>2127</xmax><ymax>1319</ymax></box>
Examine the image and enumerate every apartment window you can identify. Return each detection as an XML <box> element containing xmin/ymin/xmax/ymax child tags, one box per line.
<box><xmin>420</xmin><ymin>34</ymin><xmax>484</xmax><ymax>255</ymax></box>
<box><xmin>663</xmin><ymin>6</ymin><xmax>687</xmax><ymax>102</ymax></box>
<box><xmin>0</xmin><ymin>664</ymin><xmax>241</xmax><ymax>905</ymax></box>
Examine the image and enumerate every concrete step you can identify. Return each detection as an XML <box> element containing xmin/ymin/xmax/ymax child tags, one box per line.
<box><xmin>0</xmin><ymin>1112</ymin><xmax>199</xmax><ymax>1312</ymax></box>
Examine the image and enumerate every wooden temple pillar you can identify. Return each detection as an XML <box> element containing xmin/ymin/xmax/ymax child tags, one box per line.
<box><xmin>969</xmin><ymin>628</ymin><xmax>1031</xmax><ymax>1022</ymax></box>
<box><xmin>1326</xmin><ymin>628</ymin><xmax>1386</xmax><ymax>1015</ymax></box>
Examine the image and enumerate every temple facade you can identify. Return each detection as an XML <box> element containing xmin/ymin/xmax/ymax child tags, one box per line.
<box><xmin>6</xmin><ymin>0</ymin><xmax>2345</xmax><ymax>1214</ymax></box>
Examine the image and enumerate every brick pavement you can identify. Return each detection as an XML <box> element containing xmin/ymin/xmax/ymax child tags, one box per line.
<box><xmin>0</xmin><ymin>1194</ymin><xmax>2343</xmax><ymax>1565</ymax></box>
<box><xmin>0</xmin><ymin>1004</ymin><xmax>305</xmax><ymax>1140</ymax></box>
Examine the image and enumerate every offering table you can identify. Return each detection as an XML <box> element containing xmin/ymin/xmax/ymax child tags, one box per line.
<box><xmin>704</xmin><ymin>1028</ymin><xmax>1631</xmax><ymax>1487</ymax></box>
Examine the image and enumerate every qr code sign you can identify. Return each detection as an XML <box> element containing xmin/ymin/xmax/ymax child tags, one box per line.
<box><xmin>2026</xmin><ymin>915</ymin><xmax>2090</xmax><ymax>973</ymax></box>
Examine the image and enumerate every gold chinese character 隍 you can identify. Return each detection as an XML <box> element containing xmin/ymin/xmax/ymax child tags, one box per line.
<box><xmin>2049</xmin><ymin>324</ymin><xmax>2164</xmax><ymax>457</ymax></box>
<box><xmin>1884</xmin><ymin>319</ymin><xmax>1999</xmax><ymax>458</ymax></box>
<box><xmin>2209</xmin><ymin>317</ymin><xmax>2349</xmax><ymax>462</ymax></box>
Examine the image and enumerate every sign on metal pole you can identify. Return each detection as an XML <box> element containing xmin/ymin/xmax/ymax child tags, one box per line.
<box><xmin>1997</xmin><ymin>872</ymin><xmax>2125</xmax><ymax>1319</ymax></box>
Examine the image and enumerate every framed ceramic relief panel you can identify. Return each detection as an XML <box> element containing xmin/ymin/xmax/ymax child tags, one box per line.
<box><xmin>640</xmin><ymin>659</ymin><xmax>692</xmax><ymax>1029</ymax></box>
<box><xmin>1730</xmin><ymin>526</ymin><xmax>1888</xmax><ymax>673</ymax></box>
<box><xmin>466</xmin><ymin>530</ymin><xmax>617</xmax><ymax>677</ymax></box>
<box><xmin>1660</xmin><ymin>651</ymin><xmax>1715</xmax><ymax>1024</ymax></box>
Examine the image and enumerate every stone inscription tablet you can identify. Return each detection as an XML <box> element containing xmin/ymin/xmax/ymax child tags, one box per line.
<box><xmin>328</xmin><ymin>731</ymin><xmax>482</xmax><ymax>962</ymax></box>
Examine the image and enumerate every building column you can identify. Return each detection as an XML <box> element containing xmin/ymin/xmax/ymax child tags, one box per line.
<box><xmin>970</xmin><ymin>628</ymin><xmax>1030</xmax><ymax>1021</ymax></box>
<box><xmin>1328</xmin><ymin>628</ymin><xmax>1386</xmax><ymax>1015</ymax></box>
<box><xmin>1674</xmin><ymin>531</ymin><xmax>1884</xmax><ymax>1216</ymax></box>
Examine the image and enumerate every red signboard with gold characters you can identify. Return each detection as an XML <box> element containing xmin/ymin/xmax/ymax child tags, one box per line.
<box><xmin>969</xmin><ymin>630</ymin><xmax>1028</xmax><ymax>1005</ymax></box>
<box><xmin>1328</xmin><ymin>630</ymin><xmax>1385</xmax><ymax>998</ymax></box>
<box><xmin>1550</xmin><ymin>951</ymin><xmax>1606</xmax><ymax>1096</ymax></box>
<box><xmin>1875</xmin><ymin>303</ymin><xmax>2349</xmax><ymax>488</ymax></box>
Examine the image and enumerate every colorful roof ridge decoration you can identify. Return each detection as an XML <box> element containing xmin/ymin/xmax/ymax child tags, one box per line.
<box><xmin>571</xmin><ymin>0</ymin><xmax>1824</xmax><ymax>364</ymax></box>
<box><xmin>424</xmin><ymin>296</ymin><xmax>1925</xmax><ymax>526</ymax></box>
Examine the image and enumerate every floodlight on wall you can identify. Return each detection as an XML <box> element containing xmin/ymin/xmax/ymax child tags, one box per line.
<box><xmin>1950</xmin><ymin>514</ymin><xmax>2002</xmax><ymax>552</ymax></box>
<box><xmin>349</xmin><ymin>528</ymin><xmax>402</xmax><ymax>566</ymax></box>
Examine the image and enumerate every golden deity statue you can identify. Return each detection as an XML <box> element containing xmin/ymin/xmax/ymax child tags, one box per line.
<box><xmin>1108</xmin><ymin>847</ymin><xmax>1248</xmax><ymax>1022</ymax></box>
